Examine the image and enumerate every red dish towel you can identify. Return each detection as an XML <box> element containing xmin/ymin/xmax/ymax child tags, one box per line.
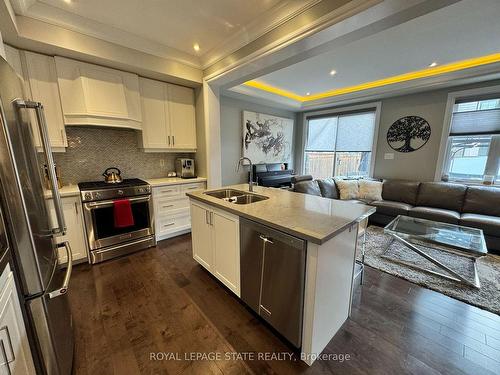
<box><xmin>113</xmin><ymin>199</ymin><xmax>135</xmax><ymax>228</ymax></box>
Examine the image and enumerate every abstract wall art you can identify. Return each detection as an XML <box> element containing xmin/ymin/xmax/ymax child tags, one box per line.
<box><xmin>242</xmin><ymin>111</ymin><xmax>294</xmax><ymax>163</ymax></box>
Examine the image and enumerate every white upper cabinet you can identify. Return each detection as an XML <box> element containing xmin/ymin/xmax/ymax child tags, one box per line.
<box><xmin>3</xmin><ymin>45</ymin><xmax>25</xmax><ymax>85</ymax></box>
<box><xmin>167</xmin><ymin>83</ymin><xmax>196</xmax><ymax>150</ymax></box>
<box><xmin>22</xmin><ymin>51</ymin><xmax>67</xmax><ymax>150</ymax></box>
<box><xmin>139</xmin><ymin>77</ymin><xmax>169</xmax><ymax>150</ymax></box>
<box><xmin>54</xmin><ymin>56</ymin><xmax>142</xmax><ymax>130</ymax></box>
<box><xmin>139</xmin><ymin>78</ymin><xmax>196</xmax><ymax>151</ymax></box>
<box><xmin>5</xmin><ymin>48</ymin><xmax>67</xmax><ymax>151</ymax></box>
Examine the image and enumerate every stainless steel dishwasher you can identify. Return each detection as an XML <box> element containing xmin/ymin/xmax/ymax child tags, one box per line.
<box><xmin>240</xmin><ymin>218</ymin><xmax>306</xmax><ymax>347</ymax></box>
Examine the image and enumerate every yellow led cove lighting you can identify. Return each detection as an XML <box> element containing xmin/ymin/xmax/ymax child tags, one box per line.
<box><xmin>244</xmin><ymin>52</ymin><xmax>500</xmax><ymax>103</ymax></box>
<box><xmin>243</xmin><ymin>80</ymin><xmax>303</xmax><ymax>101</ymax></box>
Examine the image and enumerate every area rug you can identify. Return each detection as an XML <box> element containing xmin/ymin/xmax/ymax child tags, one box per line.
<box><xmin>361</xmin><ymin>226</ymin><xmax>500</xmax><ymax>315</ymax></box>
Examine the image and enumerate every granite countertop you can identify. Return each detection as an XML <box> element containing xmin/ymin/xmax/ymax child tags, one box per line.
<box><xmin>146</xmin><ymin>177</ymin><xmax>207</xmax><ymax>187</ymax></box>
<box><xmin>43</xmin><ymin>185</ymin><xmax>81</xmax><ymax>199</ymax></box>
<box><xmin>43</xmin><ymin>177</ymin><xmax>207</xmax><ymax>198</ymax></box>
<box><xmin>187</xmin><ymin>184</ymin><xmax>376</xmax><ymax>245</ymax></box>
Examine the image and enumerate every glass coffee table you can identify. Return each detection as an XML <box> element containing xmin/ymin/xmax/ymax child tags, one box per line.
<box><xmin>384</xmin><ymin>215</ymin><xmax>488</xmax><ymax>288</ymax></box>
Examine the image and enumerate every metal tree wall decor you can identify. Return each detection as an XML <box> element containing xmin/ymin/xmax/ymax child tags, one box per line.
<box><xmin>387</xmin><ymin>115</ymin><xmax>431</xmax><ymax>153</ymax></box>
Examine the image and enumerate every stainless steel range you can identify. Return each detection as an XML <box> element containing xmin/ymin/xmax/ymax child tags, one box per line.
<box><xmin>78</xmin><ymin>178</ymin><xmax>155</xmax><ymax>264</ymax></box>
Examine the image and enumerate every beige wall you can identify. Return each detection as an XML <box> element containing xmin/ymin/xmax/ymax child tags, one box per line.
<box><xmin>220</xmin><ymin>95</ymin><xmax>297</xmax><ymax>186</ymax></box>
<box><xmin>373</xmin><ymin>80</ymin><xmax>500</xmax><ymax>181</ymax></box>
<box><xmin>373</xmin><ymin>90</ymin><xmax>448</xmax><ymax>181</ymax></box>
<box><xmin>295</xmin><ymin>79</ymin><xmax>500</xmax><ymax>182</ymax></box>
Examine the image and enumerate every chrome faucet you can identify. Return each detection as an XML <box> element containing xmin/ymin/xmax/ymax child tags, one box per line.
<box><xmin>236</xmin><ymin>157</ymin><xmax>254</xmax><ymax>192</ymax></box>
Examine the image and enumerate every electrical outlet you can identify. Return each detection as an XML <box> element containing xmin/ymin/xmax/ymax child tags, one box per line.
<box><xmin>160</xmin><ymin>159</ymin><xmax>165</xmax><ymax>167</ymax></box>
<box><xmin>384</xmin><ymin>153</ymin><xmax>394</xmax><ymax>160</ymax></box>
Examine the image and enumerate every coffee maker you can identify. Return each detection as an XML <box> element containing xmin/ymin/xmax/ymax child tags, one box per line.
<box><xmin>175</xmin><ymin>158</ymin><xmax>196</xmax><ymax>178</ymax></box>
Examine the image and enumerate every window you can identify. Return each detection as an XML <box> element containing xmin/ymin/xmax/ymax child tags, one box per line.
<box><xmin>303</xmin><ymin>110</ymin><xmax>376</xmax><ymax>179</ymax></box>
<box><xmin>442</xmin><ymin>96</ymin><xmax>500</xmax><ymax>183</ymax></box>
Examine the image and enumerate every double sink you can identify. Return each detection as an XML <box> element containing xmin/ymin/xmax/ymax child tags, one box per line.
<box><xmin>204</xmin><ymin>189</ymin><xmax>269</xmax><ymax>205</ymax></box>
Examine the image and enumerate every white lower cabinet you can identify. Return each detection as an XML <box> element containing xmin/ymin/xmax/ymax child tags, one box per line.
<box><xmin>47</xmin><ymin>196</ymin><xmax>88</xmax><ymax>264</ymax></box>
<box><xmin>153</xmin><ymin>182</ymin><xmax>206</xmax><ymax>241</ymax></box>
<box><xmin>0</xmin><ymin>265</ymin><xmax>36</xmax><ymax>374</ymax></box>
<box><xmin>190</xmin><ymin>201</ymin><xmax>240</xmax><ymax>297</ymax></box>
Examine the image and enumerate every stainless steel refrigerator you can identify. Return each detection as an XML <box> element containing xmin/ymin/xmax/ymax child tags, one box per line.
<box><xmin>0</xmin><ymin>56</ymin><xmax>74</xmax><ymax>374</ymax></box>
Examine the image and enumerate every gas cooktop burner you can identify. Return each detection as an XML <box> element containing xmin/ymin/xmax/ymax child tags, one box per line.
<box><xmin>78</xmin><ymin>178</ymin><xmax>148</xmax><ymax>191</ymax></box>
<box><xmin>78</xmin><ymin>178</ymin><xmax>151</xmax><ymax>202</ymax></box>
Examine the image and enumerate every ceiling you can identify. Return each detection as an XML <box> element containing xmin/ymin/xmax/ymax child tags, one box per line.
<box><xmin>231</xmin><ymin>0</ymin><xmax>500</xmax><ymax>105</ymax></box>
<box><xmin>9</xmin><ymin>0</ymin><xmax>314</xmax><ymax>68</ymax></box>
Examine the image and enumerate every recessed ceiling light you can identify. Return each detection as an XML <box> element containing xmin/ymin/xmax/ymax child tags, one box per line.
<box><xmin>306</xmin><ymin>92</ymin><xmax>311</xmax><ymax>96</ymax></box>
<box><xmin>193</xmin><ymin>43</ymin><xmax>200</xmax><ymax>52</ymax></box>
<box><xmin>63</xmin><ymin>0</ymin><xmax>71</xmax><ymax>3</ymax></box>
<box><xmin>329</xmin><ymin>70</ymin><xmax>337</xmax><ymax>76</ymax></box>
<box><xmin>429</xmin><ymin>61</ymin><xmax>438</xmax><ymax>67</ymax></box>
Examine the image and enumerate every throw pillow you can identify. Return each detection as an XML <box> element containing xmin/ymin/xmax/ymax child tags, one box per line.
<box><xmin>358</xmin><ymin>180</ymin><xmax>383</xmax><ymax>201</ymax></box>
<box><xmin>335</xmin><ymin>179</ymin><xmax>359</xmax><ymax>200</ymax></box>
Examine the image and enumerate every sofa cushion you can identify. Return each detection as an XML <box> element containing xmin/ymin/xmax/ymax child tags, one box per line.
<box><xmin>294</xmin><ymin>180</ymin><xmax>321</xmax><ymax>196</ymax></box>
<box><xmin>462</xmin><ymin>186</ymin><xmax>500</xmax><ymax>217</ymax></box>
<box><xmin>460</xmin><ymin>213</ymin><xmax>500</xmax><ymax>237</ymax></box>
<box><xmin>382</xmin><ymin>179</ymin><xmax>420</xmax><ymax>205</ymax></box>
<box><xmin>371</xmin><ymin>200</ymin><xmax>413</xmax><ymax>216</ymax></box>
<box><xmin>416</xmin><ymin>182</ymin><xmax>467</xmax><ymax>212</ymax></box>
<box><xmin>292</xmin><ymin>175</ymin><xmax>313</xmax><ymax>184</ymax></box>
<box><xmin>359</xmin><ymin>180</ymin><xmax>383</xmax><ymax>202</ymax></box>
<box><xmin>409</xmin><ymin>206</ymin><xmax>461</xmax><ymax>224</ymax></box>
<box><xmin>317</xmin><ymin>178</ymin><xmax>339</xmax><ymax>199</ymax></box>
<box><xmin>335</xmin><ymin>179</ymin><xmax>359</xmax><ymax>200</ymax></box>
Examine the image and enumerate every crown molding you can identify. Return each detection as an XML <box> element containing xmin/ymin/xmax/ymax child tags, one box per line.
<box><xmin>243</xmin><ymin>53</ymin><xmax>500</xmax><ymax>103</ymax></box>
<box><xmin>230</xmin><ymin>59</ymin><xmax>500</xmax><ymax>112</ymax></box>
<box><xmin>200</xmin><ymin>0</ymin><xmax>321</xmax><ymax>70</ymax></box>
<box><xmin>8</xmin><ymin>0</ymin><xmax>326</xmax><ymax>72</ymax></box>
<box><xmin>9</xmin><ymin>0</ymin><xmax>35</xmax><ymax>14</ymax></box>
<box><xmin>227</xmin><ymin>84</ymin><xmax>302</xmax><ymax>110</ymax></box>
<box><xmin>203</xmin><ymin>0</ymin><xmax>381</xmax><ymax>83</ymax></box>
<box><xmin>8</xmin><ymin>0</ymin><xmax>202</xmax><ymax>68</ymax></box>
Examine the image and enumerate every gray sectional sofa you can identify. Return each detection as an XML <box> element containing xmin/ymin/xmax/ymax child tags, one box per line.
<box><xmin>293</xmin><ymin>176</ymin><xmax>500</xmax><ymax>255</ymax></box>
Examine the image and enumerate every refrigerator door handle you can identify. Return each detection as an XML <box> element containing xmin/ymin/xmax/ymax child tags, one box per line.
<box><xmin>14</xmin><ymin>100</ymin><xmax>66</xmax><ymax>236</ymax></box>
<box><xmin>48</xmin><ymin>241</ymin><xmax>72</xmax><ymax>299</ymax></box>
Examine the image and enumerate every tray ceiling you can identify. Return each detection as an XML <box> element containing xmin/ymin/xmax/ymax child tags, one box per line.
<box><xmin>233</xmin><ymin>0</ymin><xmax>500</xmax><ymax>105</ymax></box>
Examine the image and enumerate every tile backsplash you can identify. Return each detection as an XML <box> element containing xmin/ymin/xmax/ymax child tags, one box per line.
<box><xmin>49</xmin><ymin>127</ymin><xmax>194</xmax><ymax>185</ymax></box>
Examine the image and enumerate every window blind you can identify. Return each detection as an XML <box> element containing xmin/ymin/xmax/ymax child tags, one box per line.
<box><xmin>336</xmin><ymin>112</ymin><xmax>376</xmax><ymax>152</ymax></box>
<box><xmin>450</xmin><ymin>108</ymin><xmax>500</xmax><ymax>136</ymax></box>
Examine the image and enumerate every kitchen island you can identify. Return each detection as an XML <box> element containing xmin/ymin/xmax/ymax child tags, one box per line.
<box><xmin>187</xmin><ymin>184</ymin><xmax>375</xmax><ymax>365</ymax></box>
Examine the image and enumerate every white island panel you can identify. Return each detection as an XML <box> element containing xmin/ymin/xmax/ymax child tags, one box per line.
<box><xmin>302</xmin><ymin>223</ymin><xmax>358</xmax><ymax>365</ymax></box>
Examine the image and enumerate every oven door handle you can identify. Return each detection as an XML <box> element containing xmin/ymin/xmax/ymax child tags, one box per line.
<box><xmin>84</xmin><ymin>195</ymin><xmax>151</xmax><ymax>209</ymax></box>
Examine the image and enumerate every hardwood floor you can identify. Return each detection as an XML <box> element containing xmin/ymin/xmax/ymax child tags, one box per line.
<box><xmin>69</xmin><ymin>234</ymin><xmax>500</xmax><ymax>375</ymax></box>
